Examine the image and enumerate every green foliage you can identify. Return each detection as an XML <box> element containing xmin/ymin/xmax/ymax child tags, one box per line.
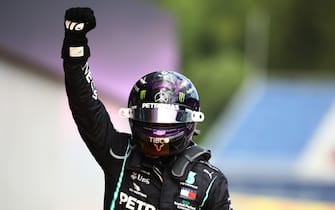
<box><xmin>185</xmin><ymin>52</ymin><xmax>245</xmax><ymax>140</ymax></box>
<box><xmin>261</xmin><ymin>0</ymin><xmax>335</xmax><ymax>73</ymax></box>
<box><xmin>154</xmin><ymin>0</ymin><xmax>335</xmax><ymax>141</ymax></box>
<box><xmin>154</xmin><ymin>1</ymin><xmax>248</xmax><ymax>140</ymax></box>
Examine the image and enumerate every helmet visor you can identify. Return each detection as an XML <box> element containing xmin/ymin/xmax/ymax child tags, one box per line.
<box><xmin>119</xmin><ymin>105</ymin><xmax>204</xmax><ymax>123</ymax></box>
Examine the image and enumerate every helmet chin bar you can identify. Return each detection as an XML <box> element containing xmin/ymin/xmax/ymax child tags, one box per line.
<box><xmin>133</xmin><ymin>123</ymin><xmax>190</xmax><ymax>157</ymax></box>
<box><xmin>118</xmin><ymin>107</ymin><xmax>205</xmax><ymax>123</ymax></box>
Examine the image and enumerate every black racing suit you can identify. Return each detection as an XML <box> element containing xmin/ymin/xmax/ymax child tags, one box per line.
<box><xmin>63</xmin><ymin>60</ymin><xmax>232</xmax><ymax>210</ymax></box>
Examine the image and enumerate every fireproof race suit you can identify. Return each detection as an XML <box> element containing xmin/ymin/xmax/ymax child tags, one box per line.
<box><xmin>63</xmin><ymin>60</ymin><xmax>233</xmax><ymax>210</ymax></box>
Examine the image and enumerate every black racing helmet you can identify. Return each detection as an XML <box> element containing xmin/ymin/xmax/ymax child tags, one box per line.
<box><xmin>119</xmin><ymin>71</ymin><xmax>204</xmax><ymax>157</ymax></box>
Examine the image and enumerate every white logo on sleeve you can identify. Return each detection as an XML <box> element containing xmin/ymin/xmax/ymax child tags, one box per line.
<box><xmin>69</xmin><ymin>46</ymin><xmax>84</xmax><ymax>57</ymax></box>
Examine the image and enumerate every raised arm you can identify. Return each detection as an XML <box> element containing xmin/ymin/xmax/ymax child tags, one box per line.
<box><xmin>61</xmin><ymin>7</ymin><xmax>117</xmax><ymax>166</ymax></box>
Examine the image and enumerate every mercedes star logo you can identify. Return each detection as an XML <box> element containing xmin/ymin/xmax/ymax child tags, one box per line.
<box><xmin>154</xmin><ymin>90</ymin><xmax>169</xmax><ymax>103</ymax></box>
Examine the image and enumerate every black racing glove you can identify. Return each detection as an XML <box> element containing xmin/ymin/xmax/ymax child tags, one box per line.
<box><xmin>61</xmin><ymin>7</ymin><xmax>96</xmax><ymax>62</ymax></box>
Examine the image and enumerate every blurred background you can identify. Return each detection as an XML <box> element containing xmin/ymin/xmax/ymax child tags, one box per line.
<box><xmin>1</xmin><ymin>0</ymin><xmax>335</xmax><ymax>209</ymax></box>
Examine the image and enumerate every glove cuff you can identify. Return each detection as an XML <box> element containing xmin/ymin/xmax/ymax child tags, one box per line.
<box><xmin>61</xmin><ymin>33</ymin><xmax>90</xmax><ymax>63</ymax></box>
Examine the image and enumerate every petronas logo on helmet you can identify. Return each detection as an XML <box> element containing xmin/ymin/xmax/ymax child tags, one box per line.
<box><xmin>142</xmin><ymin>103</ymin><xmax>179</xmax><ymax>110</ymax></box>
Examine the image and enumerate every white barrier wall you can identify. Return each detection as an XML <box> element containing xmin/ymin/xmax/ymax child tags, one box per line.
<box><xmin>0</xmin><ymin>58</ymin><xmax>129</xmax><ymax>210</ymax></box>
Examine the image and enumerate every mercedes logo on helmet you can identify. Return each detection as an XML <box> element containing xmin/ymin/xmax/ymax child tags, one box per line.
<box><xmin>154</xmin><ymin>90</ymin><xmax>169</xmax><ymax>103</ymax></box>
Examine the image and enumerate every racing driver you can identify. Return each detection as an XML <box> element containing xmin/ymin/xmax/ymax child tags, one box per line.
<box><xmin>61</xmin><ymin>7</ymin><xmax>233</xmax><ymax>210</ymax></box>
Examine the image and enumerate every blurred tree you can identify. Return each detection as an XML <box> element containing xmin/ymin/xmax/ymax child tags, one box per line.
<box><xmin>155</xmin><ymin>1</ymin><xmax>248</xmax><ymax>140</ymax></box>
<box><xmin>262</xmin><ymin>0</ymin><xmax>335</xmax><ymax>76</ymax></box>
<box><xmin>154</xmin><ymin>0</ymin><xmax>335</xmax><ymax>141</ymax></box>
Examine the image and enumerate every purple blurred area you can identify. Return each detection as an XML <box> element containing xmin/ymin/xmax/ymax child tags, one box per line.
<box><xmin>0</xmin><ymin>2</ymin><xmax>178</xmax><ymax>209</ymax></box>
<box><xmin>0</xmin><ymin>0</ymin><xmax>179</xmax><ymax>104</ymax></box>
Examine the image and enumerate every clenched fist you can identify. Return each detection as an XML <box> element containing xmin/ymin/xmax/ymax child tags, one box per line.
<box><xmin>62</xmin><ymin>7</ymin><xmax>96</xmax><ymax>62</ymax></box>
<box><xmin>64</xmin><ymin>7</ymin><xmax>96</xmax><ymax>35</ymax></box>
